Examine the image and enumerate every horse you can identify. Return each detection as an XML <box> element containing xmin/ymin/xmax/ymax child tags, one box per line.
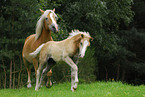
<box><xmin>29</xmin><ymin>30</ymin><xmax>93</xmax><ymax>91</ymax></box>
<box><xmin>22</xmin><ymin>8</ymin><xmax>58</xmax><ymax>88</ymax></box>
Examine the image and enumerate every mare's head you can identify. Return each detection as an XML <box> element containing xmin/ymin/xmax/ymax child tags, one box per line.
<box><xmin>71</xmin><ymin>30</ymin><xmax>93</xmax><ymax>58</ymax></box>
<box><xmin>35</xmin><ymin>9</ymin><xmax>58</xmax><ymax>40</ymax></box>
<box><xmin>40</xmin><ymin>9</ymin><xmax>58</xmax><ymax>33</ymax></box>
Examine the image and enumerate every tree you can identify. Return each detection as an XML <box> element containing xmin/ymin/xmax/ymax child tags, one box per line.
<box><xmin>0</xmin><ymin>0</ymin><xmax>39</xmax><ymax>88</ymax></box>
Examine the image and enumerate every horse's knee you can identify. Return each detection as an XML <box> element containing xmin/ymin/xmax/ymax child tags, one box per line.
<box><xmin>72</xmin><ymin>65</ymin><xmax>78</xmax><ymax>72</ymax></box>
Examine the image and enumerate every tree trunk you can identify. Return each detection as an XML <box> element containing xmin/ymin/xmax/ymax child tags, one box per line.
<box><xmin>105</xmin><ymin>66</ymin><xmax>108</xmax><ymax>81</ymax></box>
<box><xmin>13</xmin><ymin>59</ymin><xmax>15</xmax><ymax>89</ymax></box>
<box><xmin>122</xmin><ymin>69</ymin><xmax>126</xmax><ymax>81</ymax></box>
<box><xmin>0</xmin><ymin>70</ymin><xmax>1</xmax><ymax>88</ymax></box>
<box><xmin>2</xmin><ymin>59</ymin><xmax>6</xmax><ymax>88</ymax></box>
<box><xmin>9</xmin><ymin>60</ymin><xmax>12</xmax><ymax>88</ymax></box>
<box><xmin>17</xmin><ymin>56</ymin><xmax>22</xmax><ymax>88</ymax></box>
<box><xmin>116</xmin><ymin>64</ymin><xmax>120</xmax><ymax>81</ymax></box>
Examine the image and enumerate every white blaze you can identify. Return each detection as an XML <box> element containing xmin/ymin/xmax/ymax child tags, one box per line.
<box><xmin>79</xmin><ymin>40</ymin><xmax>89</xmax><ymax>58</ymax></box>
<box><xmin>50</xmin><ymin>13</ymin><xmax>58</xmax><ymax>31</ymax></box>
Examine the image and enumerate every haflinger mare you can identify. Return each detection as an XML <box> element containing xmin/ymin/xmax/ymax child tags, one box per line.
<box><xmin>22</xmin><ymin>8</ymin><xmax>59</xmax><ymax>88</ymax></box>
<box><xmin>29</xmin><ymin>30</ymin><xmax>93</xmax><ymax>92</ymax></box>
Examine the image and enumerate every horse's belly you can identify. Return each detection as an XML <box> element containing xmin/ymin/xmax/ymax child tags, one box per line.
<box><xmin>51</xmin><ymin>51</ymin><xmax>68</xmax><ymax>62</ymax></box>
<box><xmin>51</xmin><ymin>55</ymin><xmax>62</xmax><ymax>62</ymax></box>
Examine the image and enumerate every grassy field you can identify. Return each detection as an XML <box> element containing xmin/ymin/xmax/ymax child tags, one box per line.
<box><xmin>0</xmin><ymin>82</ymin><xmax>144</xmax><ymax>97</ymax></box>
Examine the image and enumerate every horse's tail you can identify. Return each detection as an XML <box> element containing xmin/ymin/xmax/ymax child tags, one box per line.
<box><xmin>29</xmin><ymin>43</ymin><xmax>45</xmax><ymax>58</ymax></box>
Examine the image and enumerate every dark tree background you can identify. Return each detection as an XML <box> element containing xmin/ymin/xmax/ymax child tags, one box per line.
<box><xmin>0</xmin><ymin>0</ymin><xmax>145</xmax><ymax>89</ymax></box>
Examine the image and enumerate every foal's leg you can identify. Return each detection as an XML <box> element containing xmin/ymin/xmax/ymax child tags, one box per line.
<box><xmin>39</xmin><ymin>64</ymin><xmax>49</xmax><ymax>88</ymax></box>
<box><xmin>39</xmin><ymin>63</ymin><xmax>54</xmax><ymax>89</ymax></box>
<box><xmin>71</xmin><ymin>68</ymin><xmax>78</xmax><ymax>91</ymax></box>
<box><xmin>35</xmin><ymin>63</ymin><xmax>43</xmax><ymax>91</ymax></box>
<box><xmin>64</xmin><ymin>56</ymin><xmax>79</xmax><ymax>92</ymax></box>
<box><xmin>23</xmin><ymin>58</ymin><xmax>32</xmax><ymax>88</ymax></box>
<box><xmin>71</xmin><ymin>68</ymin><xmax>75</xmax><ymax>90</ymax></box>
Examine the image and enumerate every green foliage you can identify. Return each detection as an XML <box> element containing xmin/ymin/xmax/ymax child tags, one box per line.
<box><xmin>62</xmin><ymin>0</ymin><xmax>134</xmax><ymax>33</ymax></box>
<box><xmin>78</xmin><ymin>48</ymin><xmax>96</xmax><ymax>83</ymax></box>
<box><xmin>0</xmin><ymin>0</ymin><xmax>39</xmax><ymax>88</ymax></box>
<box><xmin>0</xmin><ymin>0</ymin><xmax>39</xmax><ymax>58</ymax></box>
<box><xmin>117</xmin><ymin>28</ymin><xmax>145</xmax><ymax>82</ymax></box>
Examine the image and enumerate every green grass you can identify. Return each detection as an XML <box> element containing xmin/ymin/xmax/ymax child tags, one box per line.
<box><xmin>0</xmin><ymin>82</ymin><xmax>144</xmax><ymax>97</ymax></box>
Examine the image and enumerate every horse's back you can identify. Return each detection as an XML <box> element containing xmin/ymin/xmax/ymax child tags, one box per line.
<box><xmin>41</xmin><ymin>40</ymin><xmax>73</xmax><ymax>62</ymax></box>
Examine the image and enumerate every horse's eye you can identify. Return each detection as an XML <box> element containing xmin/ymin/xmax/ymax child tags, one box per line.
<box><xmin>45</xmin><ymin>18</ymin><xmax>48</xmax><ymax>20</ymax></box>
<box><xmin>80</xmin><ymin>42</ymin><xmax>83</xmax><ymax>45</ymax></box>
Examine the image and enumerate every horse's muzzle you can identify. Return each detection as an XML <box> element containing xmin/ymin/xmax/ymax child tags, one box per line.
<box><xmin>50</xmin><ymin>24</ymin><xmax>58</xmax><ymax>33</ymax></box>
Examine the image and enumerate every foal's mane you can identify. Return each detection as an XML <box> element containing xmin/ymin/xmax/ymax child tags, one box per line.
<box><xmin>68</xmin><ymin>30</ymin><xmax>91</xmax><ymax>39</ymax></box>
<box><xmin>35</xmin><ymin>10</ymin><xmax>57</xmax><ymax>40</ymax></box>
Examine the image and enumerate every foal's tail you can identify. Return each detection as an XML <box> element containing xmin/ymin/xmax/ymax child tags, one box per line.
<box><xmin>29</xmin><ymin>43</ymin><xmax>45</xmax><ymax>58</ymax></box>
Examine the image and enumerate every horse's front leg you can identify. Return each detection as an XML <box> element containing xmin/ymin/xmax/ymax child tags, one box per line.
<box><xmin>64</xmin><ymin>56</ymin><xmax>79</xmax><ymax>92</ymax></box>
<box><xmin>71</xmin><ymin>68</ymin><xmax>79</xmax><ymax>91</ymax></box>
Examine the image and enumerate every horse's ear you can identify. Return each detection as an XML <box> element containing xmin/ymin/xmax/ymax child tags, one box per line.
<box><xmin>81</xmin><ymin>34</ymin><xmax>84</xmax><ymax>38</ymax></box>
<box><xmin>75</xmin><ymin>34</ymin><xmax>82</xmax><ymax>43</ymax></box>
<box><xmin>90</xmin><ymin>37</ymin><xmax>94</xmax><ymax>41</ymax></box>
<box><xmin>40</xmin><ymin>9</ymin><xmax>44</xmax><ymax>14</ymax></box>
<box><xmin>53</xmin><ymin>8</ymin><xmax>55</xmax><ymax>12</ymax></box>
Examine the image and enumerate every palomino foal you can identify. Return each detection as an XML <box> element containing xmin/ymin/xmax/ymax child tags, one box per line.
<box><xmin>30</xmin><ymin>30</ymin><xmax>93</xmax><ymax>91</ymax></box>
<box><xmin>22</xmin><ymin>9</ymin><xmax>58</xmax><ymax>88</ymax></box>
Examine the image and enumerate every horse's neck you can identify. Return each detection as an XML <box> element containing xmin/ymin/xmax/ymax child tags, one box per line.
<box><xmin>33</xmin><ymin>27</ymin><xmax>52</xmax><ymax>50</ymax></box>
<box><xmin>64</xmin><ymin>34</ymin><xmax>81</xmax><ymax>55</ymax></box>
<box><xmin>40</xmin><ymin>27</ymin><xmax>52</xmax><ymax>42</ymax></box>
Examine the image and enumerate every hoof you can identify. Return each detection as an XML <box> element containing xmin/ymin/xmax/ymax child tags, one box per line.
<box><xmin>46</xmin><ymin>85</ymin><xmax>52</xmax><ymax>88</ymax></box>
<box><xmin>35</xmin><ymin>87</ymin><xmax>39</xmax><ymax>91</ymax></box>
<box><xmin>46</xmin><ymin>82</ymin><xmax>53</xmax><ymax>88</ymax></box>
<box><xmin>71</xmin><ymin>87</ymin><xmax>77</xmax><ymax>92</ymax></box>
<box><xmin>27</xmin><ymin>83</ymin><xmax>32</xmax><ymax>88</ymax></box>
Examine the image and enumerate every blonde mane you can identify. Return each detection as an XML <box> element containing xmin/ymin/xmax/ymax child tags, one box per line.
<box><xmin>68</xmin><ymin>30</ymin><xmax>91</xmax><ymax>38</ymax></box>
<box><xmin>35</xmin><ymin>10</ymin><xmax>57</xmax><ymax>40</ymax></box>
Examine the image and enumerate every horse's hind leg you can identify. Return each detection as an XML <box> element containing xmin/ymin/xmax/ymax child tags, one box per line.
<box><xmin>46</xmin><ymin>58</ymin><xmax>56</xmax><ymax>88</ymax></box>
<box><xmin>46</xmin><ymin>69</ymin><xmax>52</xmax><ymax>88</ymax></box>
<box><xmin>23</xmin><ymin>58</ymin><xmax>32</xmax><ymax>88</ymax></box>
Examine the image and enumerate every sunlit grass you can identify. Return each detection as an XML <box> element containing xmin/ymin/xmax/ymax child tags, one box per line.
<box><xmin>0</xmin><ymin>82</ymin><xmax>144</xmax><ymax>97</ymax></box>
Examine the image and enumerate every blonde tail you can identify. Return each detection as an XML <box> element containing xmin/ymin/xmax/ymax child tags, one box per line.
<box><xmin>29</xmin><ymin>43</ymin><xmax>45</xmax><ymax>58</ymax></box>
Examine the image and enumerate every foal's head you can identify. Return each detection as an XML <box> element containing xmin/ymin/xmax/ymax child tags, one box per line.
<box><xmin>40</xmin><ymin>9</ymin><xmax>58</xmax><ymax>33</ymax></box>
<box><xmin>79</xmin><ymin>32</ymin><xmax>93</xmax><ymax>58</ymax></box>
<box><xmin>71</xmin><ymin>30</ymin><xmax>93</xmax><ymax>58</ymax></box>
